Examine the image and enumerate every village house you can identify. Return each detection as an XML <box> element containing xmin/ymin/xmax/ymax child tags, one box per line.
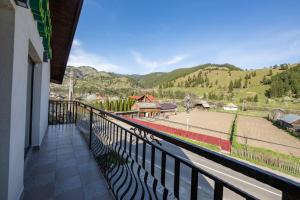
<box><xmin>86</xmin><ymin>93</ymin><xmax>106</xmax><ymax>102</ymax></box>
<box><xmin>131</xmin><ymin>102</ymin><xmax>161</xmax><ymax>117</ymax></box>
<box><xmin>269</xmin><ymin>109</ymin><xmax>285</xmax><ymax>122</ymax></box>
<box><xmin>223</xmin><ymin>103</ymin><xmax>239</xmax><ymax>111</ymax></box>
<box><xmin>129</xmin><ymin>94</ymin><xmax>155</xmax><ymax>102</ymax></box>
<box><xmin>194</xmin><ymin>100</ymin><xmax>210</xmax><ymax>110</ymax></box>
<box><xmin>160</xmin><ymin>103</ymin><xmax>177</xmax><ymax>113</ymax></box>
<box><xmin>277</xmin><ymin>114</ymin><xmax>300</xmax><ymax>132</ymax></box>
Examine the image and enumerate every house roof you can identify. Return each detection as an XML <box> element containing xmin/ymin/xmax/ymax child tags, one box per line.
<box><xmin>225</xmin><ymin>103</ymin><xmax>238</xmax><ymax>108</ymax></box>
<box><xmin>129</xmin><ymin>94</ymin><xmax>155</xmax><ymax>102</ymax></box>
<box><xmin>129</xmin><ymin>96</ymin><xmax>141</xmax><ymax>100</ymax></box>
<box><xmin>199</xmin><ymin>100</ymin><xmax>210</xmax><ymax>108</ymax></box>
<box><xmin>49</xmin><ymin>0</ymin><xmax>84</xmax><ymax>84</ymax></box>
<box><xmin>135</xmin><ymin>102</ymin><xmax>160</xmax><ymax>109</ymax></box>
<box><xmin>160</xmin><ymin>103</ymin><xmax>177</xmax><ymax>110</ymax></box>
<box><xmin>279</xmin><ymin>114</ymin><xmax>300</xmax><ymax>124</ymax></box>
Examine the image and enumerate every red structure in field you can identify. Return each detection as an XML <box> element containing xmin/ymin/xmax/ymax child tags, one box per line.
<box><xmin>126</xmin><ymin>117</ymin><xmax>231</xmax><ymax>152</ymax></box>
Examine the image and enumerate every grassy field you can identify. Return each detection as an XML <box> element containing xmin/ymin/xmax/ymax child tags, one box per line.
<box><xmin>213</xmin><ymin>108</ymin><xmax>269</xmax><ymax>118</ymax></box>
<box><xmin>228</xmin><ymin>113</ymin><xmax>300</xmax><ymax>177</ymax></box>
<box><xmin>165</xmin><ymin>133</ymin><xmax>221</xmax><ymax>152</ymax></box>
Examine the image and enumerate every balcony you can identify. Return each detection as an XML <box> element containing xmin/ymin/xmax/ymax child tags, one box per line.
<box><xmin>23</xmin><ymin>125</ymin><xmax>113</xmax><ymax>200</ymax></box>
<box><xmin>25</xmin><ymin>100</ymin><xmax>300</xmax><ymax>200</ymax></box>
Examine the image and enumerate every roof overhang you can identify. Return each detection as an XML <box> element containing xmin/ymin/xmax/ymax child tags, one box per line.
<box><xmin>49</xmin><ymin>0</ymin><xmax>84</xmax><ymax>84</ymax></box>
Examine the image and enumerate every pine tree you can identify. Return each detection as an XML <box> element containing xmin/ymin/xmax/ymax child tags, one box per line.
<box><xmin>228</xmin><ymin>81</ymin><xmax>234</xmax><ymax>93</ymax></box>
<box><xmin>111</xmin><ymin>101</ymin><xmax>115</xmax><ymax>111</ymax></box>
<box><xmin>243</xmin><ymin>79</ymin><xmax>248</xmax><ymax>88</ymax></box>
<box><xmin>254</xmin><ymin>94</ymin><xmax>258</xmax><ymax>102</ymax></box>
<box><xmin>268</xmin><ymin>69</ymin><xmax>273</xmax><ymax>76</ymax></box>
<box><xmin>105</xmin><ymin>99</ymin><xmax>110</xmax><ymax>110</ymax></box>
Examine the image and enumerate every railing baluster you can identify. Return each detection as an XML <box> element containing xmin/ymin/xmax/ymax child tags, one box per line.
<box><xmin>142</xmin><ymin>140</ymin><xmax>146</xmax><ymax>168</ymax></box>
<box><xmin>75</xmin><ymin>101</ymin><xmax>77</xmax><ymax>123</ymax></box>
<box><xmin>129</xmin><ymin>132</ymin><xmax>132</xmax><ymax>156</ymax></box>
<box><xmin>191</xmin><ymin>168</ymin><xmax>198</xmax><ymax>200</ymax></box>
<box><xmin>174</xmin><ymin>159</ymin><xmax>180</xmax><ymax>199</ymax></box>
<box><xmin>161</xmin><ymin>151</ymin><xmax>166</xmax><ymax>186</ymax></box>
<box><xmin>55</xmin><ymin>101</ymin><xmax>57</xmax><ymax>124</ymax></box>
<box><xmin>51</xmin><ymin>102</ymin><xmax>54</xmax><ymax>124</ymax></box>
<box><xmin>48</xmin><ymin>101</ymin><xmax>50</xmax><ymax>125</ymax></box>
<box><xmin>124</xmin><ymin>130</ymin><xmax>127</xmax><ymax>151</ymax></box>
<box><xmin>151</xmin><ymin>145</ymin><xmax>155</xmax><ymax>176</ymax></box>
<box><xmin>62</xmin><ymin>102</ymin><xmax>65</xmax><ymax>124</ymax></box>
<box><xmin>59</xmin><ymin>102</ymin><xmax>61</xmax><ymax>123</ymax></box>
<box><xmin>214</xmin><ymin>181</ymin><xmax>223</xmax><ymax>200</ymax></box>
<box><xmin>89</xmin><ymin>107</ymin><xmax>93</xmax><ymax>150</ymax></box>
<box><xmin>135</xmin><ymin>136</ymin><xmax>139</xmax><ymax>162</ymax></box>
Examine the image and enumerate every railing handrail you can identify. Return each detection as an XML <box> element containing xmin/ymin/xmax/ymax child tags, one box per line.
<box><xmin>50</xmin><ymin>100</ymin><xmax>300</xmax><ymax>197</ymax></box>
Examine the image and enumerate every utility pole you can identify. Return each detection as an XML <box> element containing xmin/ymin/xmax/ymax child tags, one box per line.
<box><xmin>68</xmin><ymin>69</ymin><xmax>76</xmax><ymax>114</ymax></box>
<box><xmin>68</xmin><ymin>69</ymin><xmax>75</xmax><ymax>102</ymax></box>
<box><xmin>184</xmin><ymin>94</ymin><xmax>191</xmax><ymax>131</ymax></box>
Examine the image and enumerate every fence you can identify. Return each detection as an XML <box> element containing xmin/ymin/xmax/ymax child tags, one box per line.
<box><xmin>232</xmin><ymin>148</ymin><xmax>300</xmax><ymax>176</ymax></box>
<box><xmin>48</xmin><ymin>100</ymin><xmax>300</xmax><ymax>200</ymax></box>
<box><xmin>126</xmin><ymin>117</ymin><xmax>231</xmax><ymax>152</ymax></box>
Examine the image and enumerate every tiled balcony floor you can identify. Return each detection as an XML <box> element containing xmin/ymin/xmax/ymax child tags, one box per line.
<box><xmin>23</xmin><ymin>125</ymin><xmax>114</xmax><ymax>200</ymax></box>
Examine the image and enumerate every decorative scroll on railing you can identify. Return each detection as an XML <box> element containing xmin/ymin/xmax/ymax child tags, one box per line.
<box><xmin>49</xmin><ymin>100</ymin><xmax>300</xmax><ymax>200</ymax></box>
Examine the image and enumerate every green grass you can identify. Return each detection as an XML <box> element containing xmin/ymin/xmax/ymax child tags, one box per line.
<box><xmin>231</xmin><ymin>145</ymin><xmax>300</xmax><ymax>178</ymax></box>
<box><xmin>164</xmin><ymin>132</ymin><xmax>221</xmax><ymax>152</ymax></box>
<box><xmin>213</xmin><ymin>108</ymin><xmax>269</xmax><ymax>118</ymax></box>
<box><xmin>229</xmin><ymin>113</ymin><xmax>300</xmax><ymax>177</ymax></box>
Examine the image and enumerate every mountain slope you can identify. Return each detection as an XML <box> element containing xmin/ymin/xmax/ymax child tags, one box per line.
<box><xmin>50</xmin><ymin>66</ymin><xmax>142</xmax><ymax>97</ymax></box>
<box><xmin>136</xmin><ymin>63</ymin><xmax>241</xmax><ymax>88</ymax></box>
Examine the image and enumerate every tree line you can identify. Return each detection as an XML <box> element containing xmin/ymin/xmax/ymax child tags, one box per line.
<box><xmin>268</xmin><ymin>64</ymin><xmax>300</xmax><ymax>98</ymax></box>
<box><xmin>92</xmin><ymin>98</ymin><xmax>136</xmax><ymax>112</ymax></box>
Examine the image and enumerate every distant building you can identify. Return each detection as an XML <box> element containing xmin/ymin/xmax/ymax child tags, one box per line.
<box><xmin>86</xmin><ymin>94</ymin><xmax>97</xmax><ymax>101</ymax></box>
<box><xmin>86</xmin><ymin>93</ymin><xmax>106</xmax><ymax>102</ymax></box>
<box><xmin>194</xmin><ymin>100</ymin><xmax>210</xmax><ymax>110</ymax></box>
<box><xmin>223</xmin><ymin>103</ymin><xmax>239</xmax><ymax>111</ymax></box>
<box><xmin>277</xmin><ymin>114</ymin><xmax>300</xmax><ymax>132</ymax></box>
<box><xmin>129</xmin><ymin>94</ymin><xmax>155</xmax><ymax>103</ymax></box>
<box><xmin>131</xmin><ymin>102</ymin><xmax>161</xmax><ymax>117</ymax></box>
<box><xmin>160</xmin><ymin>103</ymin><xmax>177</xmax><ymax>113</ymax></box>
<box><xmin>49</xmin><ymin>92</ymin><xmax>65</xmax><ymax>100</ymax></box>
<box><xmin>269</xmin><ymin>109</ymin><xmax>285</xmax><ymax>122</ymax></box>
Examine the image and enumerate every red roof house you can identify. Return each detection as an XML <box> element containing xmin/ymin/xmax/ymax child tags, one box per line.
<box><xmin>129</xmin><ymin>94</ymin><xmax>155</xmax><ymax>102</ymax></box>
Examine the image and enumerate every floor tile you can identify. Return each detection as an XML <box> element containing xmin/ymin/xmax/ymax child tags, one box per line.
<box><xmin>24</xmin><ymin>125</ymin><xmax>113</xmax><ymax>200</ymax></box>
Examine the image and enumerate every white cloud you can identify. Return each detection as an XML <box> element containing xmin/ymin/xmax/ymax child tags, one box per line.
<box><xmin>213</xmin><ymin>30</ymin><xmax>300</xmax><ymax>68</ymax></box>
<box><xmin>68</xmin><ymin>39</ymin><xmax>120</xmax><ymax>72</ymax></box>
<box><xmin>72</xmin><ymin>39</ymin><xmax>82</xmax><ymax>47</ymax></box>
<box><xmin>131</xmin><ymin>51</ymin><xmax>187</xmax><ymax>72</ymax></box>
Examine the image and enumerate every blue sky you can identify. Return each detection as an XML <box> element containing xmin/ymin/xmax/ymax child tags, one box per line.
<box><xmin>68</xmin><ymin>0</ymin><xmax>300</xmax><ymax>74</ymax></box>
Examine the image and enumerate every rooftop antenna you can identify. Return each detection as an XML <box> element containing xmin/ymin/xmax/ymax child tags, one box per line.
<box><xmin>67</xmin><ymin>69</ymin><xmax>77</xmax><ymax>120</ymax></box>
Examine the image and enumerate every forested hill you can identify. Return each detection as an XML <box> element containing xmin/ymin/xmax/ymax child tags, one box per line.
<box><xmin>269</xmin><ymin>64</ymin><xmax>300</xmax><ymax>98</ymax></box>
<box><xmin>50</xmin><ymin>63</ymin><xmax>300</xmax><ymax>103</ymax></box>
<box><xmin>136</xmin><ymin>63</ymin><xmax>241</xmax><ymax>88</ymax></box>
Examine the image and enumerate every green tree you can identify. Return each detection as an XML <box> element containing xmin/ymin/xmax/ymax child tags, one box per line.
<box><xmin>228</xmin><ymin>81</ymin><xmax>234</xmax><ymax>93</ymax></box>
<box><xmin>254</xmin><ymin>94</ymin><xmax>258</xmax><ymax>102</ymax></box>
<box><xmin>268</xmin><ymin>69</ymin><xmax>273</xmax><ymax>76</ymax></box>
<box><xmin>243</xmin><ymin>79</ymin><xmax>248</xmax><ymax>88</ymax></box>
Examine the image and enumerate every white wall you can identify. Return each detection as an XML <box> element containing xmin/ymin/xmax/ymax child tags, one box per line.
<box><xmin>32</xmin><ymin>62</ymin><xmax>50</xmax><ymax>147</ymax></box>
<box><xmin>0</xmin><ymin>4</ymin><xmax>15</xmax><ymax>200</ymax></box>
<box><xmin>0</xmin><ymin>3</ymin><xmax>50</xmax><ymax>200</ymax></box>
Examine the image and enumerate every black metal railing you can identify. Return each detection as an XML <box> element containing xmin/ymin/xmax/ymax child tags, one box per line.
<box><xmin>48</xmin><ymin>100</ymin><xmax>77</xmax><ymax>124</ymax></box>
<box><xmin>49</xmin><ymin>100</ymin><xmax>300</xmax><ymax>200</ymax></box>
